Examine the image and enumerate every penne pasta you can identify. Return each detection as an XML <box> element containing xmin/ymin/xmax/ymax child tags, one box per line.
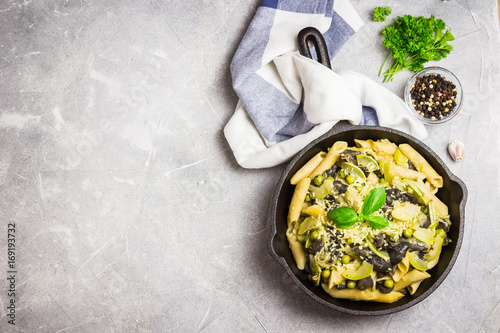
<box><xmin>290</xmin><ymin>152</ymin><xmax>326</xmax><ymax>185</ymax></box>
<box><xmin>287</xmin><ymin>177</ymin><xmax>311</xmax><ymax>226</ymax></box>
<box><xmin>302</xmin><ymin>204</ymin><xmax>327</xmax><ymax>220</ymax></box>
<box><xmin>407</xmin><ymin>280</ymin><xmax>423</xmax><ymax>295</ymax></box>
<box><xmin>354</xmin><ymin>139</ymin><xmax>372</xmax><ymax>150</ymax></box>
<box><xmin>393</xmin><ymin>269</ymin><xmax>431</xmax><ymax>292</ymax></box>
<box><xmin>366</xmin><ymin>171</ymin><xmax>380</xmax><ymax>184</ymax></box>
<box><xmin>394</xmin><ymin>163</ymin><xmax>426</xmax><ymax>181</ymax></box>
<box><xmin>393</xmin><ymin>252</ymin><xmax>411</xmax><ymax>283</ymax></box>
<box><xmin>424</xmin><ymin>180</ymin><xmax>438</xmax><ymax>194</ymax></box>
<box><xmin>372</xmin><ymin>139</ymin><xmax>398</xmax><ymax>156</ymax></box>
<box><xmin>322</xmin><ymin>284</ymin><xmax>405</xmax><ymax>303</ymax></box>
<box><xmin>286</xmin><ymin>223</ymin><xmax>306</xmax><ymax>270</ymax></box>
<box><xmin>399</xmin><ymin>144</ymin><xmax>443</xmax><ymax>188</ymax></box>
<box><xmin>383</xmin><ymin>160</ymin><xmax>426</xmax><ymax>182</ymax></box>
<box><xmin>354</xmin><ymin>139</ymin><xmax>396</xmax><ymax>160</ymax></box>
<box><xmin>417</xmin><ymin>179</ymin><xmax>449</xmax><ymax>217</ymax></box>
<box><xmin>308</xmin><ymin>141</ymin><xmax>348</xmax><ymax>179</ymax></box>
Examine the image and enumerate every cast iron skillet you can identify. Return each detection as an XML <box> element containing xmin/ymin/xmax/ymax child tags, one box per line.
<box><xmin>267</xmin><ymin>27</ymin><xmax>467</xmax><ymax>315</ymax></box>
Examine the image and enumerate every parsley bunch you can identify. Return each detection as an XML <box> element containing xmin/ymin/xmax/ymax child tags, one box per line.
<box><xmin>376</xmin><ymin>12</ymin><xmax>455</xmax><ymax>82</ymax></box>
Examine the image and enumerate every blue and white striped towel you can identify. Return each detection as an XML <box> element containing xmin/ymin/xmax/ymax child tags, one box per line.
<box><xmin>224</xmin><ymin>0</ymin><xmax>427</xmax><ymax>168</ymax></box>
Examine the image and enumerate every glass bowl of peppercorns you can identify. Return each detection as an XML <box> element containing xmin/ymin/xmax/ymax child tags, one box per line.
<box><xmin>404</xmin><ymin>67</ymin><xmax>463</xmax><ymax>124</ymax></box>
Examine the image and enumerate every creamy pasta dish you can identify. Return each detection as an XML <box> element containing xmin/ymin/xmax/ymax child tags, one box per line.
<box><xmin>286</xmin><ymin>139</ymin><xmax>452</xmax><ymax>303</ymax></box>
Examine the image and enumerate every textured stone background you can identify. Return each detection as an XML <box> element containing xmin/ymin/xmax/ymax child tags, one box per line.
<box><xmin>1</xmin><ymin>0</ymin><xmax>499</xmax><ymax>332</ymax></box>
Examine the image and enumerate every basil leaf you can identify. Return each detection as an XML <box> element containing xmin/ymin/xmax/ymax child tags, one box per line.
<box><xmin>327</xmin><ymin>206</ymin><xmax>357</xmax><ymax>222</ymax></box>
<box><xmin>336</xmin><ymin>219</ymin><xmax>358</xmax><ymax>229</ymax></box>
<box><xmin>327</xmin><ymin>207</ymin><xmax>359</xmax><ymax>229</ymax></box>
<box><xmin>364</xmin><ymin>215</ymin><xmax>389</xmax><ymax>229</ymax></box>
<box><xmin>362</xmin><ymin>187</ymin><xmax>386</xmax><ymax>216</ymax></box>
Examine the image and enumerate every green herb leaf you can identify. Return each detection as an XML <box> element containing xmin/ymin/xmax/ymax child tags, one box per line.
<box><xmin>378</xmin><ymin>13</ymin><xmax>455</xmax><ymax>82</ymax></box>
<box><xmin>327</xmin><ymin>206</ymin><xmax>359</xmax><ymax>229</ymax></box>
<box><xmin>364</xmin><ymin>215</ymin><xmax>389</xmax><ymax>229</ymax></box>
<box><xmin>373</xmin><ymin>6</ymin><xmax>392</xmax><ymax>22</ymax></box>
<box><xmin>362</xmin><ymin>187</ymin><xmax>386</xmax><ymax>216</ymax></box>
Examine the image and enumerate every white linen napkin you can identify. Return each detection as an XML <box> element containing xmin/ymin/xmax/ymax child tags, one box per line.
<box><xmin>224</xmin><ymin>0</ymin><xmax>427</xmax><ymax>168</ymax></box>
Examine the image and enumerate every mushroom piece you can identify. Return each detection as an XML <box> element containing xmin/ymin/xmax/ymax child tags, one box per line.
<box><xmin>333</xmin><ymin>180</ymin><xmax>348</xmax><ymax>194</ymax></box>
<box><xmin>404</xmin><ymin>239</ymin><xmax>429</xmax><ymax>252</ymax></box>
<box><xmin>309</xmin><ymin>238</ymin><xmax>323</xmax><ymax>252</ymax></box>
<box><xmin>378</xmin><ymin>283</ymin><xmax>394</xmax><ymax>294</ymax></box>
<box><xmin>325</xmin><ymin>164</ymin><xmax>338</xmax><ymax>178</ymax></box>
<box><xmin>339</xmin><ymin>149</ymin><xmax>361</xmax><ymax>164</ymax></box>
<box><xmin>387</xmin><ymin>240</ymin><xmax>428</xmax><ymax>266</ymax></box>
<box><xmin>385</xmin><ymin>188</ymin><xmax>419</xmax><ymax>205</ymax></box>
<box><xmin>352</xmin><ymin>246</ymin><xmax>372</xmax><ymax>260</ymax></box>
<box><xmin>357</xmin><ymin>276</ymin><xmax>374</xmax><ymax>291</ymax></box>
<box><xmin>367</xmin><ymin>256</ymin><xmax>393</xmax><ymax>274</ymax></box>
<box><xmin>421</xmin><ymin>215</ymin><xmax>431</xmax><ymax>228</ymax></box>
<box><xmin>437</xmin><ymin>221</ymin><xmax>451</xmax><ymax>232</ymax></box>
<box><xmin>359</xmin><ymin>166</ymin><xmax>370</xmax><ymax>177</ymax></box>
<box><xmin>374</xmin><ymin>233</ymin><xmax>385</xmax><ymax>248</ymax></box>
<box><xmin>336</xmin><ymin>281</ymin><xmax>347</xmax><ymax>290</ymax></box>
<box><xmin>388</xmin><ymin>242</ymin><xmax>410</xmax><ymax>265</ymax></box>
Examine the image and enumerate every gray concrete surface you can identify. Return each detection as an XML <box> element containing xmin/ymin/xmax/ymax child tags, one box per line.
<box><xmin>1</xmin><ymin>0</ymin><xmax>499</xmax><ymax>332</ymax></box>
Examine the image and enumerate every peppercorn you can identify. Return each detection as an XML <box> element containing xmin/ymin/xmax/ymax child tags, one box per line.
<box><xmin>410</xmin><ymin>74</ymin><xmax>457</xmax><ymax>120</ymax></box>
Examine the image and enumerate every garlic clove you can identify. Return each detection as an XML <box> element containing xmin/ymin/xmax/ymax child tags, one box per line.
<box><xmin>448</xmin><ymin>140</ymin><xmax>465</xmax><ymax>161</ymax></box>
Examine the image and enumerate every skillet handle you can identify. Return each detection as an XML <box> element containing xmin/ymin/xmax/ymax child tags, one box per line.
<box><xmin>297</xmin><ymin>27</ymin><xmax>331</xmax><ymax>69</ymax></box>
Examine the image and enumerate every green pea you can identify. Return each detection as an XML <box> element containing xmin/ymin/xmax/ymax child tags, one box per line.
<box><xmin>383</xmin><ymin>279</ymin><xmax>394</xmax><ymax>289</ymax></box>
<box><xmin>347</xmin><ymin>280</ymin><xmax>357</xmax><ymax>289</ymax></box>
<box><xmin>313</xmin><ymin>174</ymin><xmax>324</xmax><ymax>186</ymax></box>
<box><xmin>326</xmin><ymin>176</ymin><xmax>335</xmax><ymax>182</ymax></box>
<box><xmin>436</xmin><ymin>229</ymin><xmax>446</xmax><ymax>238</ymax></box>
<box><xmin>339</xmin><ymin>169</ymin><xmax>346</xmax><ymax>178</ymax></box>
<box><xmin>341</xmin><ymin>254</ymin><xmax>351</xmax><ymax>264</ymax></box>
<box><xmin>309</xmin><ymin>230</ymin><xmax>319</xmax><ymax>242</ymax></box>
<box><xmin>305</xmin><ymin>194</ymin><xmax>311</xmax><ymax>202</ymax></box>
<box><xmin>321</xmin><ymin>269</ymin><xmax>331</xmax><ymax>280</ymax></box>
<box><xmin>346</xmin><ymin>175</ymin><xmax>355</xmax><ymax>184</ymax></box>
<box><xmin>403</xmin><ymin>229</ymin><xmax>413</xmax><ymax>238</ymax></box>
